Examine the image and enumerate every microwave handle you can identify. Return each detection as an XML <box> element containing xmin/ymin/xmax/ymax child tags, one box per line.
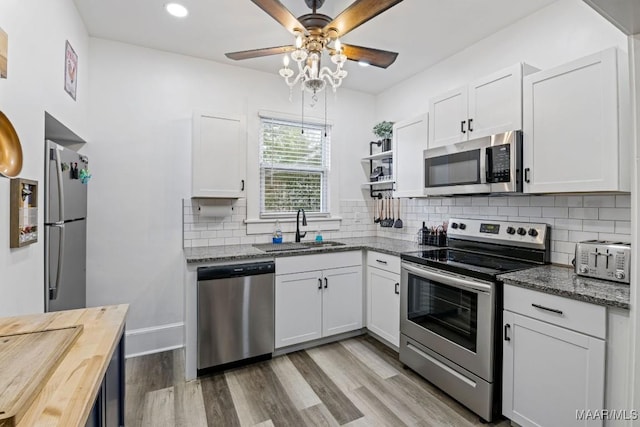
<box><xmin>485</xmin><ymin>147</ymin><xmax>494</xmax><ymax>182</ymax></box>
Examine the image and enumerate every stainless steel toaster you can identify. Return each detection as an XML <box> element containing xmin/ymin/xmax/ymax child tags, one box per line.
<box><xmin>574</xmin><ymin>240</ymin><xmax>631</xmax><ymax>284</ymax></box>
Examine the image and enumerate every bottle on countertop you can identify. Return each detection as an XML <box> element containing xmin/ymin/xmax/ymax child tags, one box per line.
<box><xmin>315</xmin><ymin>229</ymin><xmax>323</xmax><ymax>242</ymax></box>
<box><xmin>273</xmin><ymin>220</ymin><xmax>283</xmax><ymax>244</ymax></box>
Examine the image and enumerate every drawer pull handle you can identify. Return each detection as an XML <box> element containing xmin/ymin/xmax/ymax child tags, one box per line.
<box><xmin>324</xmin><ymin>277</ymin><xmax>328</xmax><ymax>289</ymax></box>
<box><xmin>318</xmin><ymin>278</ymin><xmax>322</xmax><ymax>290</ymax></box>
<box><xmin>395</xmin><ymin>282</ymin><xmax>400</xmax><ymax>295</ymax></box>
<box><xmin>504</xmin><ymin>324</ymin><xmax>511</xmax><ymax>341</ymax></box>
<box><xmin>376</xmin><ymin>259</ymin><xmax>388</xmax><ymax>264</ymax></box>
<box><xmin>532</xmin><ymin>303</ymin><xmax>563</xmax><ymax>316</ymax></box>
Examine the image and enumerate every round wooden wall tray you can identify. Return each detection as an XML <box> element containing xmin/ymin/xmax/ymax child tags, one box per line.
<box><xmin>0</xmin><ymin>111</ymin><xmax>23</xmax><ymax>178</ymax></box>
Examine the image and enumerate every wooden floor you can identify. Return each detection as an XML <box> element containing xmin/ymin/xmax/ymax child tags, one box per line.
<box><xmin>126</xmin><ymin>335</ymin><xmax>510</xmax><ymax>427</ymax></box>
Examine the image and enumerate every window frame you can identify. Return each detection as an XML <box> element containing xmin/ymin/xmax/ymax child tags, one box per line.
<box><xmin>259</xmin><ymin>115</ymin><xmax>331</xmax><ymax>219</ymax></box>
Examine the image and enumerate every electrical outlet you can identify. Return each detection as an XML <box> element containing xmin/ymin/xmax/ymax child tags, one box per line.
<box><xmin>354</xmin><ymin>211</ymin><xmax>361</xmax><ymax>223</ymax></box>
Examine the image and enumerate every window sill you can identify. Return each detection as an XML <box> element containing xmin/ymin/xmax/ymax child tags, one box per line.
<box><xmin>244</xmin><ymin>216</ymin><xmax>342</xmax><ymax>235</ymax></box>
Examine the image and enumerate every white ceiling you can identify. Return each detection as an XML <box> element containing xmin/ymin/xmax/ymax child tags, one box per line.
<box><xmin>73</xmin><ymin>0</ymin><xmax>558</xmax><ymax>94</ymax></box>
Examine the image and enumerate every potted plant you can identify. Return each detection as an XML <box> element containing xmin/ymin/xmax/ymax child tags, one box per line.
<box><xmin>373</xmin><ymin>121</ymin><xmax>394</xmax><ymax>151</ymax></box>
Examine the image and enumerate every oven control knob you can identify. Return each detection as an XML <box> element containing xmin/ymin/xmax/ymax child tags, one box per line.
<box><xmin>506</xmin><ymin>226</ymin><xmax>516</xmax><ymax>235</ymax></box>
<box><xmin>451</xmin><ymin>222</ymin><xmax>459</xmax><ymax>229</ymax></box>
<box><xmin>615</xmin><ymin>271</ymin><xmax>625</xmax><ymax>280</ymax></box>
<box><xmin>517</xmin><ymin>227</ymin><xmax>527</xmax><ymax>236</ymax></box>
<box><xmin>459</xmin><ymin>223</ymin><xmax>466</xmax><ymax>230</ymax></box>
<box><xmin>528</xmin><ymin>228</ymin><xmax>539</xmax><ymax>237</ymax></box>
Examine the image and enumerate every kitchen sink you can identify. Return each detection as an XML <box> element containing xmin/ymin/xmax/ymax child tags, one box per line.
<box><xmin>300</xmin><ymin>241</ymin><xmax>346</xmax><ymax>248</ymax></box>
<box><xmin>252</xmin><ymin>241</ymin><xmax>345</xmax><ymax>253</ymax></box>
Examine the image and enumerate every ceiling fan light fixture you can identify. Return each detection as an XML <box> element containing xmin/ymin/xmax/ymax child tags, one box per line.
<box><xmin>165</xmin><ymin>2</ymin><xmax>188</xmax><ymax>18</ymax></box>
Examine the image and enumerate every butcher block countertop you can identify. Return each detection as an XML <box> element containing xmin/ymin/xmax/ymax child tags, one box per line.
<box><xmin>0</xmin><ymin>304</ymin><xmax>128</xmax><ymax>427</ymax></box>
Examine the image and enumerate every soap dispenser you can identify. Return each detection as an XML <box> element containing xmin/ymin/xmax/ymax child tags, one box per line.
<box><xmin>315</xmin><ymin>229</ymin><xmax>323</xmax><ymax>242</ymax></box>
<box><xmin>273</xmin><ymin>220</ymin><xmax>283</xmax><ymax>244</ymax></box>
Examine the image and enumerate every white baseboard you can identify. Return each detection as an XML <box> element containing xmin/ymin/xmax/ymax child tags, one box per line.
<box><xmin>125</xmin><ymin>322</ymin><xmax>184</xmax><ymax>358</ymax></box>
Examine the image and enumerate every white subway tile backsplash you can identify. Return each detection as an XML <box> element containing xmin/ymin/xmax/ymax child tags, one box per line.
<box><xmin>518</xmin><ymin>207</ymin><xmax>541</xmax><ymax>217</ymax></box>
<box><xmin>530</xmin><ymin>196</ymin><xmax>555</xmax><ymax>207</ymax></box>
<box><xmin>568</xmin><ymin>208</ymin><xmax>598</xmax><ymax>220</ymax></box>
<box><xmin>569</xmin><ymin>230</ymin><xmax>599</xmax><ymax>242</ymax></box>
<box><xmin>182</xmin><ymin>193</ymin><xmax>631</xmax><ymax>268</ymax></box>
<box><xmin>615</xmin><ymin>221</ymin><xmax>631</xmax><ymax>234</ymax></box>
<box><xmin>616</xmin><ymin>195</ymin><xmax>631</xmax><ymax>208</ymax></box>
<box><xmin>542</xmin><ymin>207</ymin><xmax>568</xmax><ymax>218</ymax></box>
<box><xmin>599</xmin><ymin>208</ymin><xmax>631</xmax><ymax>221</ymax></box>
<box><xmin>508</xmin><ymin>196</ymin><xmax>530</xmax><ymax>206</ymax></box>
<box><xmin>488</xmin><ymin>197</ymin><xmax>509</xmax><ymax>207</ymax></box>
<box><xmin>584</xmin><ymin>195</ymin><xmax>616</xmax><ymax>208</ymax></box>
<box><xmin>554</xmin><ymin>218</ymin><xmax>583</xmax><ymax>231</ymax></box>
<box><xmin>582</xmin><ymin>220</ymin><xmax>615</xmax><ymax>233</ymax></box>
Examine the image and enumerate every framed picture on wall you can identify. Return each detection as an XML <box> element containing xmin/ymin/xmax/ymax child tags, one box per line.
<box><xmin>64</xmin><ymin>40</ymin><xmax>78</xmax><ymax>100</ymax></box>
<box><xmin>0</xmin><ymin>27</ymin><xmax>7</xmax><ymax>79</ymax></box>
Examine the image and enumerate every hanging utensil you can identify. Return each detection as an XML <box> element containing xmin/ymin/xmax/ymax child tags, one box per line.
<box><xmin>374</xmin><ymin>197</ymin><xmax>380</xmax><ymax>223</ymax></box>
<box><xmin>0</xmin><ymin>111</ymin><xmax>23</xmax><ymax>178</ymax></box>
<box><xmin>394</xmin><ymin>197</ymin><xmax>403</xmax><ymax>228</ymax></box>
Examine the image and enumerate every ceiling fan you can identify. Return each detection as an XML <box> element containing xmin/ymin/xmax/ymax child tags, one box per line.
<box><xmin>225</xmin><ymin>0</ymin><xmax>404</xmax><ymax>69</ymax></box>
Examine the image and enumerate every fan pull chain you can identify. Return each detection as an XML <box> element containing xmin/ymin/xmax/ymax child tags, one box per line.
<box><xmin>301</xmin><ymin>90</ymin><xmax>305</xmax><ymax>134</ymax></box>
<box><xmin>324</xmin><ymin>89</ymin><xmax>328</xmax><ymax>137</ymax></box>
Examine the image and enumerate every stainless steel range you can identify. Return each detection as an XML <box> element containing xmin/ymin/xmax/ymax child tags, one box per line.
<box><xmin>400</xmin><ymin>218</ymin><xmax>550</xmax><ymax>422</ymax></box>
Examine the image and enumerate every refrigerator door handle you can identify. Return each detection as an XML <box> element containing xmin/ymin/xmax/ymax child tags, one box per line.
<box><xmin>53</xmin><ymin>147</ymin><xmax>66</xmax><ymax>221</ymax></box>
<box><xmin>49</xmin><ymin>223</ymin><xmax>65</xmax><ymax>300</ymax></box>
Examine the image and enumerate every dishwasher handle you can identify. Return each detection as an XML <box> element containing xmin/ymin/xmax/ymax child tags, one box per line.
<box><xmin>197</xmin><ymin>261</ymin><xmax>275</xmax><ymax>281</ymax></box>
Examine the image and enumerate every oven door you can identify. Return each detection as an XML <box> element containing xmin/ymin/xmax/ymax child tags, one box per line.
<box><xmin>400</xmin><ymin>262</ymin><xmax>495</xmax><ymax>381</ymax></box>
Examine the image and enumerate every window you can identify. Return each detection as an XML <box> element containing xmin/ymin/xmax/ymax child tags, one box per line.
<box><xmin>260</xmin><ymin>116</ymin><xmax>331</xmax><ymax>217</ymax></box>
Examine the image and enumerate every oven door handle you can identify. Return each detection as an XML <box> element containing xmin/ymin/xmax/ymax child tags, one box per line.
<box><xmin>402</xmin><ymin>263</ymin><xmax>493</xmax><ymax>294</ymax></box>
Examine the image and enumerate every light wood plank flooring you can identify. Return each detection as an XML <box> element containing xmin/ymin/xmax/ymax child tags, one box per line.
<box><xmin>126</xmin><ymin>336</ymin><xmax>510</xmax><ymax>426</ymax></box>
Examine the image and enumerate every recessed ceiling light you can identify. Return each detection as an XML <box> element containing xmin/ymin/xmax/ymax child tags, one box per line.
<box><xmin>165</xmin><ymin>3</ymin><xmax>188</xmax><ymax>18</ymax></box>
<box><xmin>358</xmin><ymin>61</ymin><xmax>370</xmax><ymax>67</ymax></box>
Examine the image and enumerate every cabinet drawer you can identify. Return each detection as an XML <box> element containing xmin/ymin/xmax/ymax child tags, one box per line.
<box><xmin>504</xmin><ymin>284</ymin><xmax>606</xmax><ymax>339</ymax></box>
<box><xmin>367</xmin><ymin>251</ymin><xmax>400</xmax><ymax>274</ymax></box>
<box><xmin>277</xmin><ymin>251</ymin><xmax>361</xmax><ymax>275</ymax></box>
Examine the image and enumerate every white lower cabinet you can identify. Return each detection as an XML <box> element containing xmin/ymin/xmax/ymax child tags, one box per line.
<box><xmin>366</xmin><ymin>251</ymin><xmax>401</xmax><ymax>348</ymax></box>
<box><xmin>367</xmin><ymin>267</ymin><xmax>400</xmax><ymax>347</ymax></box>
<box><xmin>275</xmin><ymin>252</ymin><xmax>362</xmax><ymax>349</ymax></box>
<box><xmin>502</xmin><ymin>285</ymin><xmax>606</xmax><ymax>427</ymax></box>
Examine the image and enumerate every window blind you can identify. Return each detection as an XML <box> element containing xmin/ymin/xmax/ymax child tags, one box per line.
<box><xmin>260</xmin><ymin>116</ymin><xmax>331</xmax><ymax>216</ymax></box>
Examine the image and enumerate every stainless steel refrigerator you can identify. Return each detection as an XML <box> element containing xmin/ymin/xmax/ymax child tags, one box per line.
<box><xmin>45</xmin><ymin>140</ymin><xmax>88</xmax><ymax>312</ymax></box>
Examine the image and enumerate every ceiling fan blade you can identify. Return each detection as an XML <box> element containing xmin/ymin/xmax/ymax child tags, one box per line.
<box><xmin>226</xmin><ymin>45</ymin><xmax>296</xmax><ymax>60</ymax></box>
<box><xmin>341</xmin><ymin>44</ymin><xmax>398</xmax><ymax>68</ymax></box>
<box><xmin>250</xmin><ymin>0</ymin><xmax>308</xmax><ymax>35</ymax></box>
<box><xmin>323</xmin><ymin>0</ymin><xmax>404</xmax><ymax>38</ymax></box>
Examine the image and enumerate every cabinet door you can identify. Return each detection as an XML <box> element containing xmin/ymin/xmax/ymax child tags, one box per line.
<box><xmin>322</xmin><ymin>266</ymin><xmax>363</xmax><ymax>337</ymax></box>
<box><xmin>468</xmin><ymin>63</ymin><xmax>522</xmax><ymax>139</ymax></box>
<box><xmin>367</xmin><ymin>267</ymin><xmax>400</xmax><ymax>348</ymax></box>
<box><xmin>393</xmin><ymin>114</ymin><xmax>428</xmax><ymax>198</ymax></box>
<box><xmin>192</xmin><ymin>111</ymin><xmax>246</xmax><ymax>198</ymax></box>
<box><xmin>502</xmin><ymin>311</ymin><xmax>605</xmax><ymax>427</ymax></box>
<box><xmin>428</xmin><ymin>86</ymin><xmax>468</xmax><ymax>148</ymax></box>
<box><xmin>275</xmin><ymin>271</ymin><xmax>323</xmax><ymax>348</ymax></box>
<box><xmin>523</xmin><ymin>48</ymin><xmax>623</xmax><ymax>193</ymax></box>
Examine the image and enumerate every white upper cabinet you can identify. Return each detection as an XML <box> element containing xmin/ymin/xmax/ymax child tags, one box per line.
<box><xmin>428</xmin><ymin>63</ymin><xmax>536</xmax><ymax>149</ymax></box>
<box><xmin>392</xmin><ymin>114</ymin><xmax>428</xmax><ymax>198</ymax></box>
<box><xmin>192</xmin><ymin>111</ymin><xmax>246</xmax><ymax>198</ymax></box>
<box><xmin>523</xmin><ymin>48</ymin><xmax>630</xmax><ymax>193</ymax></box>
<box><xmin>428</xmin><ymin>86</ymin><xmax>468</xmax><ymax>148</ymax></box>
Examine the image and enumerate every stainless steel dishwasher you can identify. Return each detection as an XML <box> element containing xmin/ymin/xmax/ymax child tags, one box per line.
<box><xmin>197</xmin><ymin>261</ymin><xmax>275</xmax><ymax>372</ymax></box>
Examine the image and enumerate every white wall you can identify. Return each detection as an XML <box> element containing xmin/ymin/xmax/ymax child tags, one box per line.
<box><xmin>86</xmin><ymin>39</ymin><xmax>375</xmax><ymax>355</ymax></box>
<box><xmin>376</xmin><ymin>0</ymin><xmax>627</xmax><ymax>121</ymax></box>
<box><xmin>0</xmin><ymin>1</ymin><xmax>89</xmax><ymax>316</ymax></box>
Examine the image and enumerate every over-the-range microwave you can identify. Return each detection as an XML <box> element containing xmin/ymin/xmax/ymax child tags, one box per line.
<box><xmin>423</xmin><ymin>130</ymin><xmax>523</xmax><ymax>196</ymax></box>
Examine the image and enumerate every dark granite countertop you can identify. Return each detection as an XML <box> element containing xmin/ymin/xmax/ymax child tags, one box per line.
<box><xmin>498</xmin><ymin>264</ymin><xmax>630</xmax><ymax>309</ymax></box>
<box><xmin>184</xmin><ymin>237</ymin><xmax>428</xmax><ymax>264</ymax></box>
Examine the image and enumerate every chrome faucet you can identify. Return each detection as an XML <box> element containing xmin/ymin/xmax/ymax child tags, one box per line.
<box><xmin>295</xmin><ymin>209</ymin><xmax>307</xmax><ymax>242</ymax></box>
